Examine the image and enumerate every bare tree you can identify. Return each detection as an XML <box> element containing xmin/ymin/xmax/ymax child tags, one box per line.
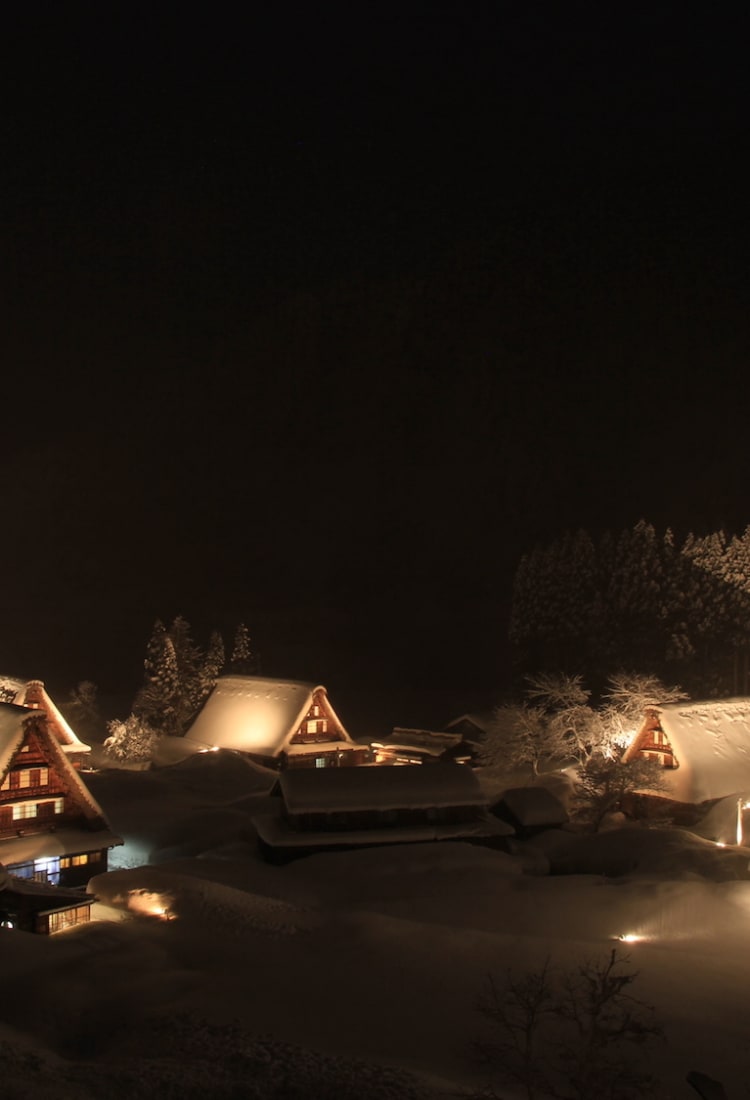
<box><xmin>472</xmin><ymin>949</ymin><xmax>664</xmax><ymax>1100</ymax></box>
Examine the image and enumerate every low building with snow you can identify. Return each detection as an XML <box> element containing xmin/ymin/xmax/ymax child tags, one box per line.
<box><xmin>491</xmin><ymin>785</ymin><xmax>569</xmax><ymax>835</ymax></box>
<box><xmin>0</xmin><ymin>862</ymin><xmax>94</xmax><ymax>934</ymax></box>
<box><xmin>253</xmin><ymin>763</ymin><xmax>514</xmax><ymax>859</ymax></box>
<box><xmin>371</xmin><ymin>727</ymin><xmax>476</xmax><ymax>766</ymax></box>
<box><xmin>185</xmin><ymin>675</ymin><xmax>370</xmax><ymax>769</ymax></box>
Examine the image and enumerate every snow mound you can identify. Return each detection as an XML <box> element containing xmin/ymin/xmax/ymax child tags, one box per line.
<box><xmin>527</xmin><ymin>826</ymin><xmax>750</xmax><ymax>881</ymax></box>
<box><xmin>89</xmin><ymin>868</ymin><xmax>311</xmax><ymax>937</ymax></box>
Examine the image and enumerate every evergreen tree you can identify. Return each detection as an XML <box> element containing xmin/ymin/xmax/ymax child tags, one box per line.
<box><xmin>230</xmin><ymin>622</ymin><xmax>256</xmax><ymax>675</ymax></box>
<box><xmin>168</xmin><ymin>615</ymin><xmax>205</xmax><ymax>720</ymax></box>
<box><xmin>198</xmin><ymin>630</ymin><xmax>225</xmax><ymax>705</ymax></box>
<box><xmin>134</xmin><ymin>621</ymin><xmax>181</xmax><ymax>735</ymax></box>
<box><xmin>510</xmin><ymin>521</ymin><xmax>750</xmax><ymax>697</ymax></box>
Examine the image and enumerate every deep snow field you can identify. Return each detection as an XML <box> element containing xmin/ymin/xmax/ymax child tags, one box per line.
<box><xmin>3</xmin><ymin>742</ymin><xmax>750</xmax><ymax>1099</ymax></box>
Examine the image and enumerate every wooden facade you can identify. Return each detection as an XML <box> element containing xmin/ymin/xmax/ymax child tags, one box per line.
<box><xmin>254</xmin><ymin>764</ymin><xmax>514</xmax><ymax>860</ymax></box>
<box><xmin>282</xmin><ymin>692</ymin><xmax>370</xmax><ymax>768</ymax></box>
<box><xmin>622</xmin><ymin>707</ymin><xmax>678</xmax><ymax>769</ymax></box>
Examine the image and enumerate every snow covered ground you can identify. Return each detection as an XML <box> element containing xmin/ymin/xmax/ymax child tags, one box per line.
<box><xmin>3</xmin><ymin>744</ymin><xmax>750</xmax><ymax>1098</ymax></box>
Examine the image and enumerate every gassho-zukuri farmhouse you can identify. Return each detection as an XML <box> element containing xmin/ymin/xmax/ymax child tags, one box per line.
<box><xmin>185</xmin><ymin>675</ymin><xmax>370</xmax><ymax>769</ymax></box>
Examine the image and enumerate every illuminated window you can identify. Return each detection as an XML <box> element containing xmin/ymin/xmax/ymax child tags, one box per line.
<box><xmin>9</xmin><ymin>796</ymin><xmax>64</xmax><ymax>820</ymax></box>
<box><xmin>1</xmin><ymin>767</ymin><xmax>49</xmax><ymax>790</ymax></box>
<box><xmin>47</xmin><ymin>906</ymin><xmax>90</xmax><ymax>935</ymax></box>
<box><xmin>306</xmin><ymin>719</ymin><xmax>328</xmax><ymax>734</ymax></box>
<box><xmin>315</xmin><ymin>757</ymin><xmax>327</xmax><ymax>768</ymax></box>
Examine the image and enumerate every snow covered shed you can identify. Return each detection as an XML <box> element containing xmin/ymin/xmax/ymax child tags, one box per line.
<box><xmin>0</xmin><ymin>864</ymin><xmax>94</xmax><ymax>934</ymax></box>
<box><xmin>253</xmin><ymin>764</ymin><xmax>514</xmax><ymax>858</ymax></box>
<box><xmin>491</xmin><ymin>786</ymin><xmax>569</xmax><ymax>835</ymax></box>
<box><xmin>623</xmin><ymin>698</ymin><xmax>750</xmax><ymax>806</ymax></box>
<box><xmin>185</xmin><ymin>676</ymin><xmax>370</xmax><ymax>769</ymax></box>
<box><xmin>0</xmin><ymin>702</ymin><xmax>122</xmax><ymax>887</ymax></box>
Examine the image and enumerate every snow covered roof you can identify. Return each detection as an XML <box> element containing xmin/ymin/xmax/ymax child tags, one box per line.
<box><xmin>0</xmin><ymin>676</ymin><xmax>90</xmax><ymax>755</ymax></box>
<box><xmin>443</xmin><ymin>712</ymin><xmax>493</xmax><ymax>741</ymax></box>
<box><xmin>494</xmin><ymin>786</ymin><xmax>569</xmax><ymax>828</ymax></box>
<box><xmin>649</xmin><ymin>698</ymin><xmax>750</xmax><ymax>804</ymax></box>
<box><xmin>185</xmin><ymin>676</ymin><xmax>354</xmax><ymax>756</ymax></box>
<box><xmin>0</xmin><ymin>702</ymin><xmax>119</xmax><ymax>835</ymax></box>
<box><xmin>0</xmin><ymin>826</ymin><xmax>124</xmax><ymax>864</ymax></box>
<box><xmin>377</xmin><ymin>729</ymin><xmax>468</xmax><ymax>756</ymax></box>
<box><xmin>0</xmin><ymin>702</ymin><xmax>29</xmax><ymax>768</ymax></box>
<box><xmin>254</xmin><ymin>812</ymin><xmax>513</xmax><ymax>849</ymax></box>
<box><xmin>278</xmin><ymin>763</ymin><xmax>488</xmax><ymax>814</ymax></box>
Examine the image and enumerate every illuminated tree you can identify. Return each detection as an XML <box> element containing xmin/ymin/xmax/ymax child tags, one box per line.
<box><xmin>198</xmin><ymin>630</ymin><xmax>225</xmax><ymax>703</ymax></box>
<box><xmin>104</xmin><ymin>714</ymin><xmax>157</xmax><ymax>763</ymax></box>
<box><xmin>133</xmin><ymin>620</ymin><xmax>181</xmax><ymax>735</ymax></box>
<box><xmin>230</xmin><ymin>622</ymin><xmax>257</xmax><ymax>675</ymax></box>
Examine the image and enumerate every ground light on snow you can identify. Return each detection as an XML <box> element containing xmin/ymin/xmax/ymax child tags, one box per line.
<box><xmin>125</xmin><ymin>889</ymin><xmax>176</xmax><ymax>920</ymax></box>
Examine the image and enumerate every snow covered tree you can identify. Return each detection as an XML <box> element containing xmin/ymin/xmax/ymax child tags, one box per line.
<box><xmin>104</xmin><ymin>714</ymin><xmax>158</xmax><ymax>764</ymax></box>
<box><xmin>230</xmin><ymin>622</ymin><xmax>257</xmax><ymax>675</ymax></box>
<box><xmin>168</xmin><ymin>615</ymin><xmax>205</xmax><ymax>720</ymax></box>
<box><xmin>573</xmin><ymin>753</ymin><xmax>669</xmax><ymax>831</ymax></box>
<box><xmin>487</xmin><ymin>703</ymin><xmax>563</xmax><ymax>777</ymax></box>
<box><xmin>133</xmin><ymin>617</ymin><xmax>222</xmax><ymax>736</ymax></box>
<box><xmin>524</xmin><ymin>672</ymin><xmax>605</xmax><ymax>765</ymax></box>
<box><xmin>599</xmin><ymin>672</ymin><xmax>686</xmax><ymax>750</ymax></box>
<box><xmin>199</xmin><ymin>630</ymin><xmax>225</xmax><ymax>699</ymax></box>
<box><xmin>133</xmin><ymin>620</ymin><xmax>181</xmax><ymax>735</ymax></box>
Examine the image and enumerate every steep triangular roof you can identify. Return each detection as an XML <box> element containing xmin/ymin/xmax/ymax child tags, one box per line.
<box><xmin>0</xmin><ymin>702</ymin><xmax>111</xmax><ymax>827</ymax></box>
<box><xmin>0</xmin><ymin>676</ymin><xmax>91</xmax><ymax>757</ymax></box>
<box><xmin>185</xmin><ymin>675</ymin><xmax>354</xmax><ymax>756</ymax></box>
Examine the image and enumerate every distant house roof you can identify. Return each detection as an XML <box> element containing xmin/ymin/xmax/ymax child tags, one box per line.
<box><xmin>629</xmin><ymin>698</ymin><xmax>750</xmax><ymax>804</ymax></box>
<box><xmin>443</xmin><ymin>712</ymin><xmax>493</xmax><ymax>741</ymax></box>
<box><xmin>278</xmin><ymin>762</ymin><xmax>489</xmax><ymax>815</ymax></box>
<box><xmin>379</xmin><ymin>729</ymin><xmax>469</xmax><ymax>756</ymax></box>
<box><xmin>185</xmin><ymin>675</ymin><xmax>356</xmax><ymax>757</ymax></box>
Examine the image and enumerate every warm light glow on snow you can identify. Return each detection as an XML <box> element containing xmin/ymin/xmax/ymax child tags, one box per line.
<box><xmin>617</xmin><ymin>932</ymin><xmax>645</xmax><ymax>943</ymax></box>
<box><xmin>127</xmin><ymin>889</ymin><xmax>175</xmax><ymax>920</ymax></box>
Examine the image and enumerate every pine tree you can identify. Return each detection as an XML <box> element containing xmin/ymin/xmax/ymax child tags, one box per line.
<box><xmin>230</xmin><ymin>622</ymin><xmax>256</xmax><ymax>675</ymax></box>
<box><xmin>134</xmin><ymin>621</ymin><xmax>181</xmax><ymax>735</ymax></box>
<box><xmin>197</xmin><ymin>630</ymin><xmax>225</xmax><ymax>706</ymax></box>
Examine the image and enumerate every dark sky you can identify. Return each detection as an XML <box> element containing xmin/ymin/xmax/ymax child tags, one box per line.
<box><xmin>2</xmin><ymin>6</ymin><xmax>749</xmax><ymax>729</ymax></box>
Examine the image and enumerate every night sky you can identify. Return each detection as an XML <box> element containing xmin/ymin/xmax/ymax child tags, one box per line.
<box><xmin>2</xmin><ymin>6</ymin><xmax>749</xmax><ymax>729</ymax></box>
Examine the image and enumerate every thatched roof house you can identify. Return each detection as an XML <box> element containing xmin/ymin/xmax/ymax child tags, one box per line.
<box><xmin>186</xmin><ymin>676</ymin><xmax>369</xmax><ymax>768</ymax></box>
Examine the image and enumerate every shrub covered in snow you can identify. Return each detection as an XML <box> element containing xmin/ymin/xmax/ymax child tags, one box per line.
<box><xmin>104</xmin><ymin>714</ymin><xmax>158</xmax><ymax>764</ymax></box>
